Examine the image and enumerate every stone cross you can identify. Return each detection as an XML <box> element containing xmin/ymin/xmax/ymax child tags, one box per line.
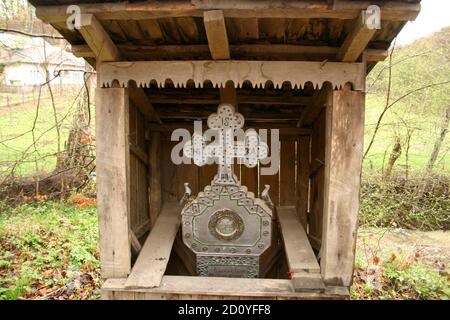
<box><xmin>184</xmin><ymin>104</ymin><xmax>268</xmax><ymax>186</ymax></box>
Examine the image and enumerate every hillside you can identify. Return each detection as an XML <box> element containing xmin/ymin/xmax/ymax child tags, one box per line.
<box><xmin>364</xmin><ymin>27</ymin><xmax>450</xmax><ymax>175</ymax></box>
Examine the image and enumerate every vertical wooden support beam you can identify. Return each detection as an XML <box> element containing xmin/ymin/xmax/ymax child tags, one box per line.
<box><xmin>96</xmin><ymin>87</ymin><xmax>131</xmax><ymax>278</ymax></box>
<box><xmin>297</xmin><ymin>136</ymin><xmax>310</xmax><ymax>229</ymax></box>
<box><xmin>149</xmin><ymin>131</ymin><xmax>162</xmax><ymax>228</ymax></box>
<box><xmin>320</xmin><ymin>90</ymin><xmax>365</xmax><ymax>286</ymax></box>
<box><xmin>204</xmin><ymin>10</ymin><xmax>238</xmax><ymax>113</ymax></box>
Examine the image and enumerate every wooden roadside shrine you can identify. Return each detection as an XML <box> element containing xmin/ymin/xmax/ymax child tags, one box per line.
<box><xmin>30</xmin><ymin>0</ymin><xmax>421</xmax><ymax>299</ymax></box>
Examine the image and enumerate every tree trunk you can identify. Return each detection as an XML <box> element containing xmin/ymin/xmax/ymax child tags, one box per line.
<box><xmin>384</xmin><ymin>137</ymin><xmax>402</xmax><ymax>180</ymax></box>
<box><xmin>426</xmin><ymin>106</ymin><xmax>450</xmax><ymax>174</ymax></box>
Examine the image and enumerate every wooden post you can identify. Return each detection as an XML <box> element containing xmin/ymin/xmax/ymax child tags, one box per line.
<box><xmin>297</xmin><ymin>135</ymin><xmax>310</xmax><ymax>229</ymax></box>
<box><xmin>96</xmin><ymin>87</ymin><xmax>132</xmax><ymax>278</ymax></box>
<box><xmin>149</xmin><ymin>131</ymin><xmax>162</xmax><ymax>228</ymax></box>
<box><xmin>320</xmin><ymin>90</ymin><xmax>365</xmax><ymax>287</ymax></box>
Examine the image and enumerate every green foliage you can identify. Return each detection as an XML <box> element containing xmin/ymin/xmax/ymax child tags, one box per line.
<box><xmin>0</xmin><ymin>201</ymin><xmax>100</xmax><ymax>300</ymax></box>
<box><xmin>352</xmin><ymin>250</ymin><xmax>450</xmax><ymax>300</ymax></box>
<box><xmin>383</xmin><ymin>261</ymin><xmax>449</xmax><ymax>299</ymax></box>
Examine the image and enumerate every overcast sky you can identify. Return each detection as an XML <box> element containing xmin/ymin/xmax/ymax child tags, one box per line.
<box><xmin>396</xmin><ymin>0</ymin><xmax>450</xmax><ymax>45</ymax></box>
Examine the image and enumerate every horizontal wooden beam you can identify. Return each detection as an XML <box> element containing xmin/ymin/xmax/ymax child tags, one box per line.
<box><xmin>337</xmin><ymin>11</ymin><xmax>377</xmax><ymax>62</ymax></box>
<box><xmin>78</xmin><ymin>14</ymin><xmax>120</xmax><ymax>61</ymax></box>
<box><xmin>102</xmin><ymin>277</ymin><xmax>349</xmax><ymax>299</ymax></box>
<box><xmin>146</xmin><ymin>91</ymin><xmax>311</xmax><ymax>106</ymax></box>
<box><xmin>72</xmin><ymin>44</ymin><xmax>387</xmax><ymax>62</ymax></box>
<box><xmin>147</xmin><ymin>123</ymin><xmax>312</xmax><ymax>136</ymax></box>
<box><xmin>36</xmin><ymin>1</ymin><xmax>420</xmax><ymax>23</ymax></box>
<box><xmin>99</xmin><ymin>60</ymin><xmax>365</xmax><ymax>91</ymax></box>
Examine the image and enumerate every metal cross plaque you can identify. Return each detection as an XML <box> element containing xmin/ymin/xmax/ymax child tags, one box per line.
<box><xmin>181</xmin><ymin>104</ymin><xmax>273</xmax><ymax>278</ymax></box>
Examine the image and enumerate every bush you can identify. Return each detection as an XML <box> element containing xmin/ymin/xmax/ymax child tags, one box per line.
<box><xmin>360</xmin><ymin>174</ymin><xmax>450</xmax><ymax>231</ymax></box>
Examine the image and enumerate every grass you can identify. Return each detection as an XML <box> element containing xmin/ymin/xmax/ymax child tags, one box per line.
<box><xmin>363</xmin><ymin>94</ymin><xmax>450</xmax><ymax>175</ymax></box>
<box><xmin>0</xmin><ymin>200</ymin><xmax>100</xmax><ymax>300</ymax></box>
<box><xmin>0</xmin><ymin>88</ymin><xmax>87</xmax><ymax>177</ymax></box>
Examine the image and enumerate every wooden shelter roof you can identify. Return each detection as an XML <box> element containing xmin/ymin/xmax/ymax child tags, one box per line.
<box><xmin>30</xmin><ymin>1</ymin><xmax>420</xmax><ymax>68</ymax></box>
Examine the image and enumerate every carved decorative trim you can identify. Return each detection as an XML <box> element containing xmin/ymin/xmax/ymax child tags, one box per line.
<box><xmin>99</xmin><ymin>60</ymin><xmax>365</xmax><ymax>91</ymax></box>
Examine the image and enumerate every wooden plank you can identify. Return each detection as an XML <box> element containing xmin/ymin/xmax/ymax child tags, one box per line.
<box><xmin>112</xmin><ymin>276</ymin><xmax>295</xmax><ymax>297</ymax></box>
<box><xmin>129</xmin><ymin>142</ymin><xmax>149</xmax><ymax>165</ymax></box>
<box><xmin>78</xmin><ymin>14</ymin><xmax>121</xmax><ymax>62</ymax></box>
<box><xmin>129</xmin><ymin>85</ymin><xmax>162</xmax><ymax>124</ymax></box>
<box><xmin>260</xmin><ymin>133</ymin><xmax>280</xmax><ymax>207</ymax></box>
<box><xmin>130</xmin><ymin>230</ymin><xmax>142</xmax><ymax>256</ymax></box>
<box><xmin>132</xmin><ymin>219</ymin><xmax>151</xmax><ymax>240</ymax></box>
<box><xmin>173</xmin><ymin>235</ymin><xmax>196</xmax><ymax>276</ymax></box>
<box><xmin>175</xmin><ymin>17</ymin><xmax>200</xmax><ymax>42</ymax></box>
<box><xmin>125</xmin><ymin>201</ymin><xmax>181</xmax><ymax>289</ymax></box>
<box><xmin>297</xmin><ymin>136</ymin><xmax>310</xmax><ymax>229</ymax></box>
<box><xmin>102</xmin><ymin>277</ymin><xmax>348</xmax><ymax>300</ymax></box>
<box><xmin>118</xmin><ymin>20</ymin><xmax>144</xmax><ymax>41</ymax></box>
<box><xmin>204</xmin><ymin>10</ymin><xmax>230</xmax><ymax>60</ymax></box>
<box><xmin>220</xmin><ymin>81</ymin><xmax>237</xmax><ymax>110</ymax></box>
<box><xmin>291</xmin><ymin>272</ymin><xmax>325</xmax><ymax>292</ymax></box>
<box><xmin>308</xmin><ymin>110</ymin><xmax>326</xmax><ymax>243</ymax></box>
<box><xmin>36</xmin><ymin>1</ymin><xmax>421</xmax><ymax>22</ymax></box>
<box><xmin>279</xmin><ymin>141</ymin><xmax>296</xmax><ymax>206</ymax></box>
<box><xmin>99</xmin><ymin>60</ymin><xmax>366</xmax><ymax>91</ymax></box>
<box><xmin>145</xmin><ymin>90</ymin><xmax>311</xmax><ymax>106</ymax></box>
<box><xmin>321</xmin><ymin>90</ymin><xmax>365</xmax><ymax>287</ymax></box>
<box><xmin>138</xmin><ymin>19</ymin><xmax>164</xmax><ymax>41</ymax></box>
<box><xmin>176</xmin><ymin>164</ymin><xmax>199</xmax><ymax>199</ymax></box>
<box><xmin>277</xmin><ymin>206</ymin><xmax>320</xmax><ymax>273</ymax></box>
<box><xmin>148</xmin><ymin>123</ymin><xmax>312</xmax><ymax>136</ymax></box>
<box><xmin>199</xmin><ymin>165</ymin><xmax>217</xmax><ymax>191</ymax></box>
<box><xmin>96</xmin><ymin>87</ymin><xmax>131</xmax><ymax>278</ymax></box>
<box><xmin>233</xmin><ymin>18</ymin><xmax>259</xmax><ymax>40</ymax></box>
<box><xmin>337</xmin><ymin>11</ymin><xmax>377</xmax><ymax>62</ymax></box>
<box><xmin>161</xmin><ymin>139</ymin><xmax>178</xmax><ymax>201</ymax></box>
<box><xmin>298</xmin><ymin>83</ymin><xmax>333</xmax><ymax>127</ymax></box>
<box><xmin>101</xmin><ymin>274</ymin><xmax>347</xmax><ymax>299</ymax></box>
<box><xmin>149</xmin><ymin>132</ymin><xmax>162</xmax><ymax>228</ymax></box>
<box><xmin>72</xmin><ymin>44</ymin><xmax>388</xmax><ymax>62</ymax></box>
<box><xmin>241</xmin><ymin>165</ymin><xmax>258</xmax><ymax>197</ymax></box>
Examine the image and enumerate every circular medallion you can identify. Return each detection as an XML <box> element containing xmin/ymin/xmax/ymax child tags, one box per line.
<box><xmin>208</xmin><ymin>210</ymin><xmax>244</xmax><ymax>241</ymax></box>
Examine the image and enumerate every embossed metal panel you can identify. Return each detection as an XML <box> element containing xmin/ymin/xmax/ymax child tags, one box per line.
<box><xmin>181</xmin><ymin>104</ymin><xmax>273</xmax><ymax>278</ymax></box>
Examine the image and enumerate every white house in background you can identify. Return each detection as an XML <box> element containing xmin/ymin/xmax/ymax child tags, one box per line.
<box><xmin>0</xmin><ymin>36</ymin><xmax>86</xmax><ymax>87</ymax></box>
